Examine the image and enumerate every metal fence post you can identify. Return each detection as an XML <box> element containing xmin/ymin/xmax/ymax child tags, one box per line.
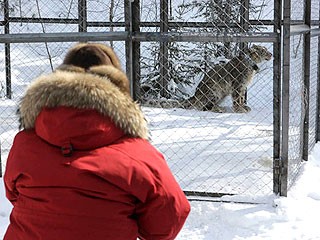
<box><xmin>131</xmin><ymin>0</ymin><xmax>141</xmax><ymax>101</ymax></box>
<box><xmin>125</xmin><ymin>0</ymin><xmax>140</xmax><ymax>100</ymax></box>
<box><xmin>78</xmin><ymin>0</ymin><xmax>87</xmax><ymax>32</ymax></box>
<box><xmin>239</xmin><ymin>0</ymin><xmax>249</xmax><ymax>49</ymax></box>
<box><xmin>280</xmin><ymin>0</ymin><xmax>291</xmax><ymax>197</ymax></box>
<box><xmin>4</xmin><ymin>0</ymin><xmax>11</xmax><ymax>99</ymax></box>
<box><xmin>273</xmin><ymin>0</ymin><xmax>282</xmax><ymax>195</ymax></box>
<box><xmin>125</xmin><ymin>0</ymin><xmax>132</xmax><ymax>96</ymax></box>
<box><xmin>160</xmin><ymin>0</ymin><xmax>169</xmax><ymax>98</ymax></box>
<box><xmin>0</xmin><ymin>140</ymin><xmax>2</xmax><ymax>177</ymax></box>
<box><xmin>302</xmin><ymin>0</ymin><xmax>311</xmax><ymax>160</ymax></box>
<box><xmin>240</xmin><ymin>0</ymin><xmax>249</xmax><ymax>103</ymax></box>
<box><xmin>316</xmin><ymin>1</ymin><xmax>320</xmax><ymax>143</ymax></box>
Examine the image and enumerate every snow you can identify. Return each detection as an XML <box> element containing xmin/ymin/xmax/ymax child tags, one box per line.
<box><xmin>144</xmin><ymin>104</ymin><xmax>275</xmax><ymax>196</ymax></box>
<box><xmin>177</xmin><ymin>143</ymin><xmax>320</xmax><ymax>240</ymax></box>
<box><xmin>1</xmin><ymin>143</ymin><xmax>320</xmax><ymax>239</ymax></box>
<box><xmin>0</xmin><ymin>0</ymin><xmax>319</xmax><ymax>238</ymax></box>
<box><xmin>0</xmin><ymin>41</ymin><xmax>319</xmax><ymax>239</ymax></box>
<box><xmin>0</xmin><ymin>57</ymin><xmax>319</xmax><ymax>238</ymax></box>
<box><xmin>0</xmin><ymin>38</ymin><xmax>318</xmax><ymax>240</ymax></box>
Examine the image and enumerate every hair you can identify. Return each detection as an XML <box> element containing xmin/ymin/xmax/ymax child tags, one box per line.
<box><xmin>60</xmin><ymin>42</ymin><xmax>130</xmax><ymax>95</ymax></box>
<box><xmin>63</xmin><ymin>42</ymin><xmax>122</xmax><ymax>70</ymax></box>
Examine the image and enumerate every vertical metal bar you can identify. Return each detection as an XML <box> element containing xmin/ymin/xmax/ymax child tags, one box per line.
<box><xmin>124</xmin><ymin>0</ymin><xmax>132</xmax><ymax>95</ymax></box>
<box><xmin>131</xmin><ymin>0</ymin><xmax>141</xmax><ymax>101</ymax></box>
<box><xmin>302</xmin><ymin>0</ymin><xmax>311</xmax><ymax>160</ymax></box>
<box><xmin>78</xmin><ymin>0</ymin><xmax>87</xmax><ymax>32</ymax></box>
<box><xmin>316</xmin><ymin>1</ymin><xmax>320</xmax><ymax>142</ymax></box>
<box><xmin>4</xmin><ymin>0</ymin><xmax>11</xmax><ymax>99</ymax></box>
<box><xmin>0</xmin><ymin>140</ymin><xmax>2</xmax><ymax>177</ymax></box>
<box><xmin>240</xmin><ymin>0</ymin><xmax>249</xmax><ymax>103</ymax></box>
<box><xmin>239</xmin><ymin>0</ymin><xmax>249</xmax><ymax>50</ymax></box>
<box><xmin>160</xmin><ymin>0</ymin><xmax>169</xmax><ymax>98</ymax></box>
<box><xmin>169</xmin><ymin>0</ymin><xmax>172</xmax><ymax>19</ymax></box>
<box><xmin>273</xmin><ymin>0</ymin><xmax>282</xmax><ymax>195</ymax></box>
<box><xmin>109</xmin><ymin>0</ymin><xmax>115</xmax><ymax>48</ymax></box>
<box><xmin>223</xmin><ymin>1</ymin><xmax>231</xmax><ymax>58</ymax></box>
<box><xmin>125</xmin><ymin>0</ymin><xmax>141</xmax><ymax>100</ymax></box>
<box><xmin>281</xmin><ymin>0</ymin><xmax>291</xmax><ymax>196</ymax></box>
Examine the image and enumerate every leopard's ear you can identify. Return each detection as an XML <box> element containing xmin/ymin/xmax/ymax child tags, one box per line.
<box><xmin>248</xmin><ymin>45</ymin><xmax>258</xmax><ymax>53</ymax></box>
<box><xmin>247</xmin><ymin>46</ymin><xmax>260</xmax><ymax>61</ymax></box>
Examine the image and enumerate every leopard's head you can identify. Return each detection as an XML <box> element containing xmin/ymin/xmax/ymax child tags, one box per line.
<box><xmin>249</xmin><ymin>45</ymin><xmax>273</xmax><ymax>63</ymax></box>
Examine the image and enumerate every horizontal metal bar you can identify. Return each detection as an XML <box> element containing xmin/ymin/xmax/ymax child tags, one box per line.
<box><xmin>184</xmin><ymin>190</ymin><xmax>234</xmax><ymax>198</ymax></box>
<box><xmin>141</xmin><ymin>20</ymin><xmax>275</xmax><ymax>28</ymax></box>
<box><xmin>311</xmin><ymin>28</ymin><xmax>320</xmax><ymax>37</ymax></box>
<box><xmin>0</xmin><ymin>19</ymin><xmax>318</xmax><ymax>34</ymax></box>
<box><xmin>0</xmin><ymin>18</ymin><xmax>319</xmax><ymax>28</ymax></box>
<box><xmin>133</xmin><ymin>31</ymin><xmax>278</xmax><ymax>42</ymax></box>
<box><xmin>8</xmin><ymin>17</ymin><xmax>79</xmax><ymax>24</ymax></box>
<box><xmin>0</xmin><ymin>31</ymin><xmax>277</xmax><ymax>44</ymax></box>
<box><xmin>0</xmin><ymin>18</ymin><xmax>126</xmax><ymax>28</ymax></box>
<box><xmin>290</xmin><ymin>24</ymin><xmax>310</xmax><ymax>35</ymax></box>
<box><xmin>290</xmin><ymin>20</ymin><xmax>320</xmax><ymax>25</ymax></box>
<box><xmin>311</xmin><ymin>20</ymin><xmax>320</xmax><ymax>25</ymax></box>
<box><xmin>0</xmin><ymin>32</ymin><xmax>129</xmax><ymax>43</ymax></box>
<box><xmin>87</xmin><ymin>22</ymin><xmax>126</xmax><ymax>28</ymax></box>
<box><xmin>4</xmin><ymin>19</ymin><xmax>320</xmax><ymax>28</ymax></box>
<box><xmin>0</xmin><ymin>20</ymin><xmax>272</xmax><ymax>29</ymax></box>
<box><xmin>187</xmin><ymin>196</ymin><xmax>267</xmax><ymax>204</ymax></box>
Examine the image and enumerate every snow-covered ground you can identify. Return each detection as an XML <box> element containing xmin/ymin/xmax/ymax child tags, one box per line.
<box><xmin>0</xmin><ymin>41</ymin><xmax>319</xmax><ymax>239</ymax></box>
<box><xmin>1</xmin><ymin>143</ymin><xmax>320</xmax><ymax>239</ymax></box>
<box><xmin>0</xmin><ymin>1</ymin><xmax>319</xmax><ymax>237</ymax></box>
<box><xmin>0</xmin><ymin>66</ymin><xmax>319</xmax><ymax>239</ymax></box>
<box><xmin>144</xmin><ymin>102</ymin><xmax>275</xmax><ymax>196</ymax></box>
<box><xmin>177</xmin><ymin>144</ymin><xmax>320</xmax><ymax>240</ymax></box>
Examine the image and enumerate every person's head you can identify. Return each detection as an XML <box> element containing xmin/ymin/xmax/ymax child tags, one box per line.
<box><xmin>60</xmin><ymin>42</ymin><xmax>130</xmax><ymax>95</ymax></box>
<box><xmin>63</xmin><ymin>42</ymin><xmax>122</xmax><ymax>70</ymax></box>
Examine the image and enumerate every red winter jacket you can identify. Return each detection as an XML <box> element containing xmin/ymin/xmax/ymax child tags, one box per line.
<box><xmin>4</xmin><ymin>65</ymin><xmax>190</xmax><ymax>240</ymax></box>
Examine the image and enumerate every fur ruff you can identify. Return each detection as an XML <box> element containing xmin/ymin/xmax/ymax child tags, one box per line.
<box><xmin>18</xmin><ymin>65</ymin><xmax>149</xmax><ymax>139</ymax></box>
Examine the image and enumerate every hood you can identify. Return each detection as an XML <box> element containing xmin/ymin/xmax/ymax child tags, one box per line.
<box><xmin>18</xmin><ymin>65</ymin><xmax>149</xmax><ymax>149</ymax></box>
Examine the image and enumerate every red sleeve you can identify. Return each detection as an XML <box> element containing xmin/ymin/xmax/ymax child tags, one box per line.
<box><xmin>3</xmin><ymin>134</ymin><xmax>21</xmax><ymax>204</ymax></box>
<box><xmin>4</xmin><ymin>177</ymin><xmax>18</xmax><ymax>204</ymax></box>
<box><xmin>133</xmin><ymin>155</ymin><xmax>190</xmax><ymax>240</ymax></box>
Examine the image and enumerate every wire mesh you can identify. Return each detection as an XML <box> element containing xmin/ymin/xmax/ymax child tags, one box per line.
<box><xmin>287</xmin><ymin>35</ymin><xmax>304</xmax><ymax>188</ymax></box>
<box><xmin>309</xmin><ymin>0</ymin><xmax>320</xmax><ymax>151</ymax></box>
<box><xmin>0</xmin><ymin>0</ymin><xmax>319</xmax><ymax>198</ymax></box>
<box><xmin>309</xmin><ymin>37</ymin><xmax>319</xmax><ymax>150</ymax></box>
<box><xmin>286</xmin><ymin>0</ymin><xmax>320</xmax><ymax>189</ymax></box>
<box><xmin>311</xmin><ymin>0</ymin><xmax>320</xmax><ymax>22</ymax></box>
<box><xmin>139</xmin><ymin>0</ymin><xmax>276</xmax><ymax>196</ymax></box>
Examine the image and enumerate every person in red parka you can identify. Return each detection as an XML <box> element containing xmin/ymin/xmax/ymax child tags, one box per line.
<box><xmin>3</xmin><ymin>42</ymin><xmax>190</xmax><ymax>240</ymax></box>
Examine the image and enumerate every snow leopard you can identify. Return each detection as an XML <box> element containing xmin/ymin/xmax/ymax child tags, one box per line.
<box><xmin>187</xmin><ymin>44</ymin><xmax>272</xmax><ymax>113</ymax></box>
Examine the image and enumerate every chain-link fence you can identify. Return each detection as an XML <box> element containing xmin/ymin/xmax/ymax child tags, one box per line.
<box><xmin>282</xmin><ymin>0</ymin><xmax>320</xmax><ymax>194</ymax></box>
<box><xmin>0</xmin><ymin>0</ymin><xmax>319</xmax><ymax>200</ymax></box>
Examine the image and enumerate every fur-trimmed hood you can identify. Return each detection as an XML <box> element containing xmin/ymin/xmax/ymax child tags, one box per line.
<box><xmin>18</xmin><ymin>65</ymin><xmax>148</xmax><ymax>148</ymax></box>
